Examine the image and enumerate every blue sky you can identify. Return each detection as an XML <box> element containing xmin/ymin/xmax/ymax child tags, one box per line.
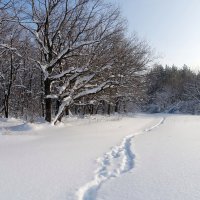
<box><xmin>112</xmin><ymin>0</ymin><xmax>200</xmax><ymax>70</ymax></box>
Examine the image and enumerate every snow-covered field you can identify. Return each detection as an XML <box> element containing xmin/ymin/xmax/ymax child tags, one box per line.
<box><xmin>1</xmin><ymin>114</ymin><xmax>200</xmax><ymax>200</ymax></box>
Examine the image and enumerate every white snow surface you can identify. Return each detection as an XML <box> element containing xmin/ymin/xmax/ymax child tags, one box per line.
<box><xmin>97</xmin><ymin>115</ymin><xmax>200</xmax><ymax>200</ymax></box>
<box><xmin>1</xmin><ymin>114</ymin><xmax>200</xmax><ymax>200</ymax></box>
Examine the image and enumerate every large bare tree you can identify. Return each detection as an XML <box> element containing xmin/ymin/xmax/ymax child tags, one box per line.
<box><xmin>14</xmin><ymin>0</ymin><xmax>125</xmax><ymax>123</ymax></box>
<box><xmin>0</xmin><ymin>0</ymin><xmax>153</xmax><ymax>122</ymax></box>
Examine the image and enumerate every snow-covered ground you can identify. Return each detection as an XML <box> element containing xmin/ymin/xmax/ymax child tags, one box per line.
<box><xmin>1</xmin><ymin>114</ymin><xmax>200</xmax><ymax>200</ymax></box>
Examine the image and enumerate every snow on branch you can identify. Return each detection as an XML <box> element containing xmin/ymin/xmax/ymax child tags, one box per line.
<box><xmin>46</xmin><ymin>40</ymin><xmax>99</xmax><ymax>70</ymax></box>
<box><xmin>72</xmin><ymin>40</ymin><xmax>99</xmax><ymax>49</ymax></box>
<box><xmin>74</xmin><ymin>81</ymin><xmax>112</xmax><ymax>100</ymax></box>
<box><xmin>49</xmin><ymin>67</ymin><xmax>75</xmax><ymax>80</ymax></box>
<box><xmin>47</xmin><ymin>47</ymin><xmax>70</xmax><ymax>70</ymax></box>
<box><xmin>34</xmin><ymin>31</ymin><xmax>49</xmax><ymax>55</ymax></box>
<box><xmin>0</xmin><ymin>44</ymin><xmax>22</xmax><ymax>58</ymax></box>
<box><xmin>49</xmin><ymin>65</ymin><xmax>89</xmax><ymax>80</ymax></box>
<box><xmin>29</xmin><ymin>58</ymin><xmax>49</xmax><ymax>80</ymax></box>
<box><xmin>0</xmin><ymin>106</ymin><xmax>4</xmax><ymax>113</ymax></box>
<box><xmin>52</xmin><ymin>96</ymin><xmax>73</xmax><ymax>125</ymax></box>
<box><xmin>59</xmin><ymin>73</ymin><xmax>80</xmax><ymax>95</ymax></box>
<box><xmin>15</xmin><ymin>19</ymin><xmax>50</xmax><ymax>56</ymax></box>
<box><xmin>0</xmin><ymin>72</ymin><xmax>5</xmax><ymax>80</ymax></box>
<box><xmin>73</xmin><ymin>74</ymin><xmax>95</xmax><ymax>90</ymax></box>
<box><xmin>46</xmin><ymin>95</ymin><xmax>59</xmax><ymax>99</ymax></box>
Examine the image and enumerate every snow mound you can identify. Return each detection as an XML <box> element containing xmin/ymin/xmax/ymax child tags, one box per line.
<box><xmin>0</xmin><ymin>117</ymin><xmax>50</xmax><ymax>135</ymax></box>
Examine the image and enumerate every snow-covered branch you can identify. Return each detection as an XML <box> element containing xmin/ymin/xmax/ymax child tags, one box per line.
<box><xmin>49</xmin><ymin>65</ymin><xmax>89</xmax><ymax>80</ymax></box>
<box><xmin>73</xmin><ymin>74</ymin><xmax>95</xmax><ymax>90</ymax></box>
<box><xmin>52</xmin><ymin>96</ymin><xmax>73</xmax><ymax>125</ymax></box>
<box><xmin>46</xmin><ymin>95</ymin><xmax>59</xmax><ymax>99</ymax></box>
<box><xmin>74</xmin><ymin>81</ymin><xmax>112</xmax><ymax>100</ymax></box>
<box><xmin>47</xmin><ymin>40</ymin><xmax>98</xmax><ymax>70</ymax></box>
<box><xmin>0</xmin><ymin>44</ymin><xmax>22</xmax><ymax>58</ymax></box>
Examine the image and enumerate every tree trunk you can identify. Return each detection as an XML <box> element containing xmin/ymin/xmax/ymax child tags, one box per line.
<box><xmin>107</xmin><ymin>103</ymin><xmax>111</xmax><ymax>115</ymax></box>
<box><xmin>4</xmin><ymin>50</ymin><xmax>14</xmax><ymax>118</ymax></box>
<box><xmin>95</xmin><ymin>103</ymin><xmax>100</xmax><ymax>114</ymax></box>
<box><xmin>90</xmin><ymin>105</ymin><xmax>94</xmax><ymax>115</ymax></box>
<box><xmin>115</xmin><ymin>100</ymin><xmax>119</xmax><ymax>113</ymax></box>
<box><xmin>4</xmin><ymin>96</ymin><xmax>9</xmax><ymax>118</ymax></box>
<box><xmin>44</xmin><ymin>78</ymin><xmax>52</xmax><ymax>122</ymax></box>
<box><xmin>65</xmin><ymin>106</ymin><xmax>69</xmax><ymax>115</ymax></box>
<box><xmin>55</xmin><ymin>100</ymin><xmax>63</xmax><ymax>122</ymax></box>
<box><xmin>41</xmin><ymin>72</ymin><xmax>45</xmax><ymax>117</ymax></box>
<box><xmin>102</xmin><ymin>100</ymin><xmax>106</xmax><ymax>114</ymax></box>
<box><xmin>123</xmin><ymin>101</ymin><xmax>127</xmax><ymax>113</ymax></box>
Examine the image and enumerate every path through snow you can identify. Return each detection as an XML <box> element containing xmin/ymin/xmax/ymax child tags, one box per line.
<box><xmin>76</xmin><ymin>117</ymin><xmax>165</xmax><ymax>200</ymax></box>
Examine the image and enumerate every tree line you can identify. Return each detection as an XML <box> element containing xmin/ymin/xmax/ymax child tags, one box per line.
<box><xmin>0</xmin><ymin>0</ymin><xmax>152</xmax><ymax>124</ymax></box>
<box><xmin>145</xmin><ymin>64</ymin><xmax>200</xmax><ymax>114</ymax></box>
<box><xmin>1</xmin><ymin>1</ymin><xmax>200</xmax><ymax>123</ymax></box>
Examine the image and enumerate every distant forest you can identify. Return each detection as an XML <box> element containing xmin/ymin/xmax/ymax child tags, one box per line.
<box><xmin>145</xmin><ymin>65</ymin><xmax>200</xmax><ymax>114</ymax></box>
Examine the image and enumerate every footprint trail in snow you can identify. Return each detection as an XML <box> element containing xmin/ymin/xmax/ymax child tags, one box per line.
<box><xmin>76</xmin><ymin>117</ymin><xmax>165</xmax><ymax>200</ymax></box>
